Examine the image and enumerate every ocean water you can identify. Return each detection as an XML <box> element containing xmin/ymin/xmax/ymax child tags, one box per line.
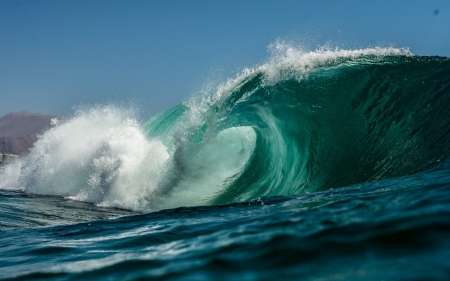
<box><xmin>1</xmin><ymin>44</ymin><xmax>450</xmax><ymax>280</ymax></box>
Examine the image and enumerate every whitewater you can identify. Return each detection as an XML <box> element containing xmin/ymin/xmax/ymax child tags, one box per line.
<box><xmin>1</xmin><ymin>44</ymin><xmax>450</xmax><ymax>280</ymax></box>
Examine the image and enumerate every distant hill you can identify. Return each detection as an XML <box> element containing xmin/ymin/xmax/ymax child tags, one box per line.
<box><xmin>0</xmin><ymin>111</ymin><xmax>57</xmax><ymax>156</ymax></box>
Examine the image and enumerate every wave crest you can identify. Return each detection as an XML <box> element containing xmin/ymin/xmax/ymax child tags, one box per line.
<box><xmin>1</xmin><ymin>44</ymin><xmax>449</xmax><ymax>211</ymax></box>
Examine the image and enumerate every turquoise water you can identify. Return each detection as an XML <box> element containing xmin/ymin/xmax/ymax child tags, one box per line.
<box><xmin>1</xmin><ymin>46</ymin><xmax>450</xmax><ymax>280</ymax></box>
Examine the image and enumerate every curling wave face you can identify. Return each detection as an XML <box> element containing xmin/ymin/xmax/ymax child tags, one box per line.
<box><xmin>1</xmin><ymin>44</ymin><xmax>450</xmax><ymax>211</ymax></box>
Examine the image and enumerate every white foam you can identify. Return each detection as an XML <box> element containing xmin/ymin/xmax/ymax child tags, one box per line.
<box><xmin>188</xmin><ymin>43</ymin><xmax>412</xmax><ymax>109</ymax></box>
<box><xmin>0</xmin><ymin>106</ymin><xmax>170</xmax><ymax>211</ymax></box>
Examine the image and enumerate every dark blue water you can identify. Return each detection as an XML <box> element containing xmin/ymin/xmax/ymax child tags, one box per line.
<box><xmin>1</xmin><ymin>46</ymin><xmax>450</xmax><ymax>280</ymax></box>
<box><xmin>2</xmin><ymin>168</ymin><xmax>450</xmax><ymax>280</ymax></box>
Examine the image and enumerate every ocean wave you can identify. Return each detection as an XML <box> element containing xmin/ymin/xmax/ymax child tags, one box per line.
<box><xmin>1</xmin><ymin>44</ymin><xmax>449</xmax><ymax>211</ymax></box>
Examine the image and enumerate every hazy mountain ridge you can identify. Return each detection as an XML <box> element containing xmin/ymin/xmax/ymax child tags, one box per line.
<box><xmin>0</xmin><ymin>111</ymin><xmax>57</xmax><ymax>156</ymax></box>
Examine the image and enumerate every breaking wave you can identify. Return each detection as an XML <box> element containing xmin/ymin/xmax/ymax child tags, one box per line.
<box><xmin>1</xmin><ymin>44</ymin><xmax>450</xmax><ymax>211</ymax></box>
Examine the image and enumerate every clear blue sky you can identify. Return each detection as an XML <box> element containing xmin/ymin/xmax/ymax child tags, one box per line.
<box><xmin>1</xmin><ymin>0</ymin><xmax>449</xmax><ymax>119</ymax></box>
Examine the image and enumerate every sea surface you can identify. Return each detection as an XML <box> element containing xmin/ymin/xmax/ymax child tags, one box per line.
<box><xmin>1</xmin><ymin>45</ymin><xmax>450</xmax><ymax>280</ymax></box>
